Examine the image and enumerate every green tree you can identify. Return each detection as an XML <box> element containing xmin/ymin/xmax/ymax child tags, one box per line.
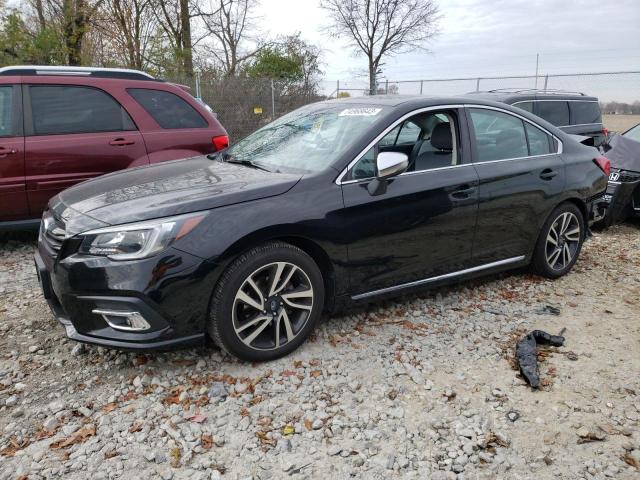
<box><xmin>0</xmin><ymin>11</ymin><xmax>65</xmax><ymax>65</ymax></box>
<box><xmin>245</xmin><ymin>47</ymin><xmax>302</xmax><ymax>82</ymax></box>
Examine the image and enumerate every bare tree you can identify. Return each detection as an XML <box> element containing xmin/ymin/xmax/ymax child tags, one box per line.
<box><xmin>320</xmin><ymin>0</ymin><xmax>440</xmax><ymax>94</ymax></box>
<box><xmin>199</xmin><ymin>0</ymin><xmax>262</xmax><ymax>76</ymax></box>
<box><xmin>152</xmin><ymin>0</ymin><xmax>197</xmax><ymax>77</ymax></box>
<box><xmin>98</xmin><ymin>0</ymin><xmax>157</xmax><ymax>69</ymax></box>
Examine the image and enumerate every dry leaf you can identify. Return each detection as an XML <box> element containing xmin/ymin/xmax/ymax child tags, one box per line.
<box><xmin>101</xmin><ymin>402</ymin><xmax>118</xmax><ymax>413</ymax></box>
<box><xmin>255</xmin><ymin>431</ymin><xmax>276</xmax><ymax>447</ymax></box>
<box><xmin>282</xmin><ymin>425</ymin><xmax>295</xmax><ymax>435</ymax></box>
<box><xmin>50</xmin><ymin>424</ymin><xmax>96</xmax><ymax>449</ymax></box>
<box><xmin>173</xmin><ymin>359</ymin><xmax>195</xmax><ymax>366</ymax></box>
<box><xmin>186</xmin><ymin>414</ymin><xmax>206</xmax><ymax>423</ymax></box>
<box><xmin>0</xmin><ymin>438</ymin><xmax>29</xmax><ymax>457</ymax></box>
<box><xmin>310</xmin><ymin>370</ymin><xmax>322</xmax><ymax>378</ymax></box>
<box><xmin>201</xmin><ymin>434</ymin><xmax>214</xmax><ymax>450</ymax></box>
<box><xmin>304</xmin><ymin>419</ymin><xmax>313</xmax><ymax>431</ymax></box>
<box><xmin>623</xmin><ymin>452</ymin><xmax>640</xmax><ymax>469</ymax></box>
<box><xmin>170</xmin><ymin>447</ymin><xmax>182</xmax><ymax>467</ymax></box>
<box><xmin>104</xmin><ymin>449</ymin><xmax>118</xmax><ymax>459</ymax></box>
<box><xmin>128</xmin><ymin>421</ymin><xmax>143</xmax><ymax>433</ymax></box>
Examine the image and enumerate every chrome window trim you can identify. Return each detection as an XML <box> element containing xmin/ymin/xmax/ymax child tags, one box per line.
<box><xmin>512</xmin><ymin>99</ymin><xmax>599</xmax><ymax>104</ymax></box>
<box><xmin>555</xmin><ymin>122</ymin><xmax>603</xmax><ymax>128</ymax></box>
<box><xmin>351</xmin><ymin>255</ymin><xmax>526</xmax><ymax>300</ymax></box>
<box><xmin>335</xmin><ymin>103</ymin><xmax>563</xmax><ymax>185</ymax></box>
<box><xmin>334</xmin><ymin>104</ymin><xmax>465</xmax><ymax>185</ymax></box>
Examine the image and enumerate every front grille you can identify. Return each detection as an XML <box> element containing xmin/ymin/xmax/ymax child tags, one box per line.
<box><xmin>41</xmin><ymin>211</ymin><xmax>67</xmax><ymax>253</ymax></box>
<box><xmin>617</xmin><ymin>170</ymin><xmax>640</xmax><ymax>183</ymax></box>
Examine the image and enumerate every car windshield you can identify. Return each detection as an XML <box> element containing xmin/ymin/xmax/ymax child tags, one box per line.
<box><xmin>223</xmin><ymin>103</ymin><xmax>389</xmax><ymax>173</ymax></box>
<box><xmin>623</xmin><ymin>123</ymin><xmax>640</xmax><ymax>143</ymax></box>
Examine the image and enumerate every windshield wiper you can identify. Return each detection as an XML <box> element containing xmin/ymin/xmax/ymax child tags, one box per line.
<box><xmin>223</xmin><ymin>156</ymin><xmax>272</xmax><ymax>173</ymax></box>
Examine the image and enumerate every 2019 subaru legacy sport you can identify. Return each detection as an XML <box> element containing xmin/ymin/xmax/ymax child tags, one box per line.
<box><xmin>0</xmin><ymin>66</ymin><xmax>228</xmax><ymax>230</ymax></box>
<box><xmin>35</xmin><ymin>96</ymin><xmax>609</xmax><ymax>361</ymax></box>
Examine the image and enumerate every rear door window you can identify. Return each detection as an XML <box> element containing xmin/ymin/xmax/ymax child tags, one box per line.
<box><xmin>535</xmin><ymin>101</ymin><xmax>569</xmax><ymax>126</ymax></box>
<box><xmin>514</xmin><ymin>101</ymin><xmax>534</xmax><ymax>113</ymax></box>
<box><xmin>469</xmin><ymin>108</ymin><xmax>528</xmax><ymax>162</ymax></box>
<box><xmin>569</xmin><ymin>101</ymin><xmax>602</xmax><ymax>125</ymax></box>
<box><xmin>29</xmin><ymin>85</ymin><xmax>136</xmax><ymax>135</ymax></box>
<box><xmin>128</xmin><ymin>88</ymin><xmax>208</xmax><ymax>129</ymax></box>
<box><xmin>0</xmin><ymin>86</ymin><xmax>14</xmax><ymax>136</ymax></box>
<box><xmin>525</xmin><ymin>122</ymin><xmax>553</xmax><ymax>156</ymax></box>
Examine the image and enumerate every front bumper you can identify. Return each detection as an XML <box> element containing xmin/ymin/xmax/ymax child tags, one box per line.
<box><xmin>34</xmin><ymin>241</ymin><xmax>217</xmax><ymax>351</ymax></box>
<box><xmin>601</xmin><ymin>170</ymin><xmax>640</xmax><ymax>224</ymax></box>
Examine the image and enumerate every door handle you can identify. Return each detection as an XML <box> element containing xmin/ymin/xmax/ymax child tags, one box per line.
<box><xmin>109</xmin><ymin>138</ymin><xmax>135</xmax><ymax>146</ymax></box>
<box><xmin>451</xmin><ymin>184</ymin><xmax>477</xmax><ymax>199</ymax></box>
<box><xmin>540</xmin><ymin>169</ymin><xmax>558</xmax><ymax>180</ymax></box>
<box><xmin>0</xmin><ymin>147</ymin><xmax>17</xmax><ymax>158</ymax></box>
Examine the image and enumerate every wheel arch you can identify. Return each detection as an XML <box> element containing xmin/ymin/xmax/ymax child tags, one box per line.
<box><xmin>215</xmin><ymin>227</ymin><xmax>338</xmax><ymax>311</ymax></box>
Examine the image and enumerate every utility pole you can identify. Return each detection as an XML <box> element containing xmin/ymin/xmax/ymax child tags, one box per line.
<box><xmin>535</xmin><ymin>53</ymin><xmax>539</xmax><ymax>89</ymax></box>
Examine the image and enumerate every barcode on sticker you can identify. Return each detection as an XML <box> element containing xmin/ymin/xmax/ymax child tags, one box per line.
<box><xmin>338</xmin><ymin>108</ymin><xmax>382</xmax><ymax>117</ymax></box>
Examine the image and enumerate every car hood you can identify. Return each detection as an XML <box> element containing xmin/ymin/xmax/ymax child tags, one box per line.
<box><xmin>604</xmin><ymin>133</ymin><xmax>640</xmax><ymax>173</ymax></box>
<box><xmin>53</xmin><ymin>156</ymin><xmax>302</xmax><ymax>231</ymax></box>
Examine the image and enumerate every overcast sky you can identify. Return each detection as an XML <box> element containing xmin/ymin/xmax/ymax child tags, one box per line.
<box><xmin>258</xmin><ymin>0</ymin><xmax>640</xmax><ymax>99</ymax></box>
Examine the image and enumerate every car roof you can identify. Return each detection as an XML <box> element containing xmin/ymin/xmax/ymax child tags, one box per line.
<box><xmin>322</xmin><ymin>94</ymin><xmax>544</xmax><ymax>110</ymax></box>
<box><xmin>0</xmin><ymin>65</ymin><xmax>158</xmax><ymax>82</ymax></box>
<box><xmin>467</xmin><ymin>91</ymin><xmax>599</xmax><ymax>103</ymax></box>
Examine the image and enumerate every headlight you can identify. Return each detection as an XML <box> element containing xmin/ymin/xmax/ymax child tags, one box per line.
<box><xmin>78</xmin><ymin>212</ymin><xmax>207</xmax><ymax>260</ymax></box>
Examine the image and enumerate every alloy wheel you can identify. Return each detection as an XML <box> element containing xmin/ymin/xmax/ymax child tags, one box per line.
<box><xmin>232</xmin><ymin>262</ymin><xmax>314</xmax><ymax>351</ymax></box>
<box><xmin>545</xmin><ymin>211</ymin><xmax>581</xmax><ymax>271</ymax></box>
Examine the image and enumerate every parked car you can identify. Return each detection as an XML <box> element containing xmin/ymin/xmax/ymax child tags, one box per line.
<box><xmin>600</xmin><ymin>123</ymin><xmax>640</xmax><ymax>224</ymax></box>
<box><xmin>0</xmin><ymin>66</ymin><xmax>228</xmax><ymax>230</ymax></box>
<box><xmin>469</xmin><ymin>89</ymin><xmax>607</xmax><ymax>147</ymax></box>
<box><xmin>35</xmin><ymin>96</ymin><xmax>609</xmax><ymax>361</ymax></box>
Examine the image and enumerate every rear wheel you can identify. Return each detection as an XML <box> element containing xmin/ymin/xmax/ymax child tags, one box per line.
<box><xmin>208</xmin><ymin>242</ymin><xmax>324</xmax><ymax>361</ymax></box>
<box><xmin>531</xmin><ymin>203</ymin><xmax>585</xmax><ymax>278</ymax></box>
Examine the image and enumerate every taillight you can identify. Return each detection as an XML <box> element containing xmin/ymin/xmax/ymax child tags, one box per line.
<box><xmin>212</xmin><ymin>135</ymin><xmax>229</xmax><ymax>151</ymax></box>
<box><xmin>594</xmin><ymin>155</ymin><xmax>611</xmax><ymax>176</ymax></box>
<box><xmin>602</xmin><ymin>127</ymin><xmax>609</xmax><ymax>137</ymax></box>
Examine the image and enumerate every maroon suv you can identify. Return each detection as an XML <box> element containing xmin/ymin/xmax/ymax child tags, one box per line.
<box><xmin>0</xmin><ymin>66</ymin><xmax>228</xmax><ymax>229</ymax></box>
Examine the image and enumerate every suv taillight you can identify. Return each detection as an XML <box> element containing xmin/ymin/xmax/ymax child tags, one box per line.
<box><xmin>212</xmin><ymin>135</ymin><xmax>229</xmax><ymax>151</ymax></box>
<box><xmin>594</xmin><ymin>155</ymin><xmax>611</xmax><ymax>176</ymax></box>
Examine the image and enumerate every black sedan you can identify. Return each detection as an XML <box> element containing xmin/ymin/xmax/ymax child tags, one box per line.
<box><xmin>35</xmin><ymin>96</ymin><xmax>608</xmax><ymax>361</ymax></box>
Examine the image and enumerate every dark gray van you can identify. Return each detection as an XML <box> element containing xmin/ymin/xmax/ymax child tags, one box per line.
<box><xmin>468</xmin><ymin>89</ymin><xmax>605</xmax><ymax>147</ymax></box>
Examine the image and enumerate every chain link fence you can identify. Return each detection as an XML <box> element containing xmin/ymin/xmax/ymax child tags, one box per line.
<box><xmin>167</xmin><ymin>71</ymin><xmax>640</xmax><ymax>141</ymax></box>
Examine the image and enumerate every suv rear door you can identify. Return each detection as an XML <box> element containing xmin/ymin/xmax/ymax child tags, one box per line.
<box><xmin>24</xmin><ymin>83</ymin><xmax>148</xmax><ymax>217</ymax></box>
<box><xmin>0</xmin><ymin>83</ymin><xmax>28</xmax><ymax>222</ymax></box>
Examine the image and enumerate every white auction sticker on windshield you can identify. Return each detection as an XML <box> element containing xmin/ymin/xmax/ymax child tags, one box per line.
<box><xmin>338</xmin><ymin>108</ymin><xmax>382</xmax><ymax>117</ymax></box>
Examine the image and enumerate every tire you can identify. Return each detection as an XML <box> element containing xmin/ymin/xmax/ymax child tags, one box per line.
<box><xmin>531</xmin><ymin>202</ymin><xmax>585</xmax><ymax>279</ymax></box>
<box><xmin>207</xmin><ymin>241</ymin><xmax>325</xmax><ymax>362</ymax></box>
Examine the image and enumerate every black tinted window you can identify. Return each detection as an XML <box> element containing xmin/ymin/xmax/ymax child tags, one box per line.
<box><xmin>525</xmin><ymin>122</ymin><xmax>552</xmax><ymax>155</ymax></box>
<box><xmin>514</xmin><ymin>101</ymin><xmax>534</xmax><ymax>113</ymax></box>
<box><xmin>29</xmin><ymin>85</ymin><xmax>135</xmax><ymax>135</ymax></box>
<box><xmin>469</xmin><ymin>109</ymin><xmax>528</xmax><ymax>162</ymax></box>
<box><xmin>128</xmin><ymin>89</ymin><xmax>207</xmax><ymax>129</ymax></box>
<box><xmin>536</xmin><ymin>101</ymin><xmax>569</xmax><ymax>126</ymax></box>
<box><xmin>570</xmin><ymin>101</ymin><xmax>601</xmax><ymax>125</ymax></box>
<box><xmin>0</xmin><ymin>86</ymin><xmax>14</xmax><ymax>136</ymax></box>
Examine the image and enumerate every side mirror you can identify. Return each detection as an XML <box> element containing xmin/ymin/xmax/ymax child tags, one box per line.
<box><xmin>367</xmin><ymin>151</ymin><xmax>409</xmax><ymax>196</ymax></box>
<box><xmin>376</xmin><ymin>151</ymin><xmax>409</xmax><ymax>179</ymax></box>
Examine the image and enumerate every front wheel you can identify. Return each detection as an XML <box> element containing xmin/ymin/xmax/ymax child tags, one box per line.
<box><xmin>207</xmin><ymin>242</ymin><xmax>325</xmax><ymax>361</ymax></box>
<box><xmin>531</xmin><ymin>202</ymin><xmax>585</xmax><ymax>278</ymax></box>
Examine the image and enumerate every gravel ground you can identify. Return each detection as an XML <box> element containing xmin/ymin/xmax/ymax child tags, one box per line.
<box><xmin>0</xmin><ymin>225</ymin><xmax>639</xmax><ymax>480</ymax></box>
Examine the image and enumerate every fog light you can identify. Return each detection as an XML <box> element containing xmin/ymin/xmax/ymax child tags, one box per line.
<box><xmin>92</xmin><ymin>309</ymin><xmax>151</xmax><ymax>332</ymax></box>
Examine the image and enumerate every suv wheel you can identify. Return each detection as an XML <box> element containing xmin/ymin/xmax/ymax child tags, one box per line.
<box><xmin>532</xmin><ymin>203</ymin><xmax>585</xmax><ymax>278</ymax></box>
<box><xmin>208</xmin><ymin>242</ymin><xmax>324</xmax><ymax>361</ymax></box>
